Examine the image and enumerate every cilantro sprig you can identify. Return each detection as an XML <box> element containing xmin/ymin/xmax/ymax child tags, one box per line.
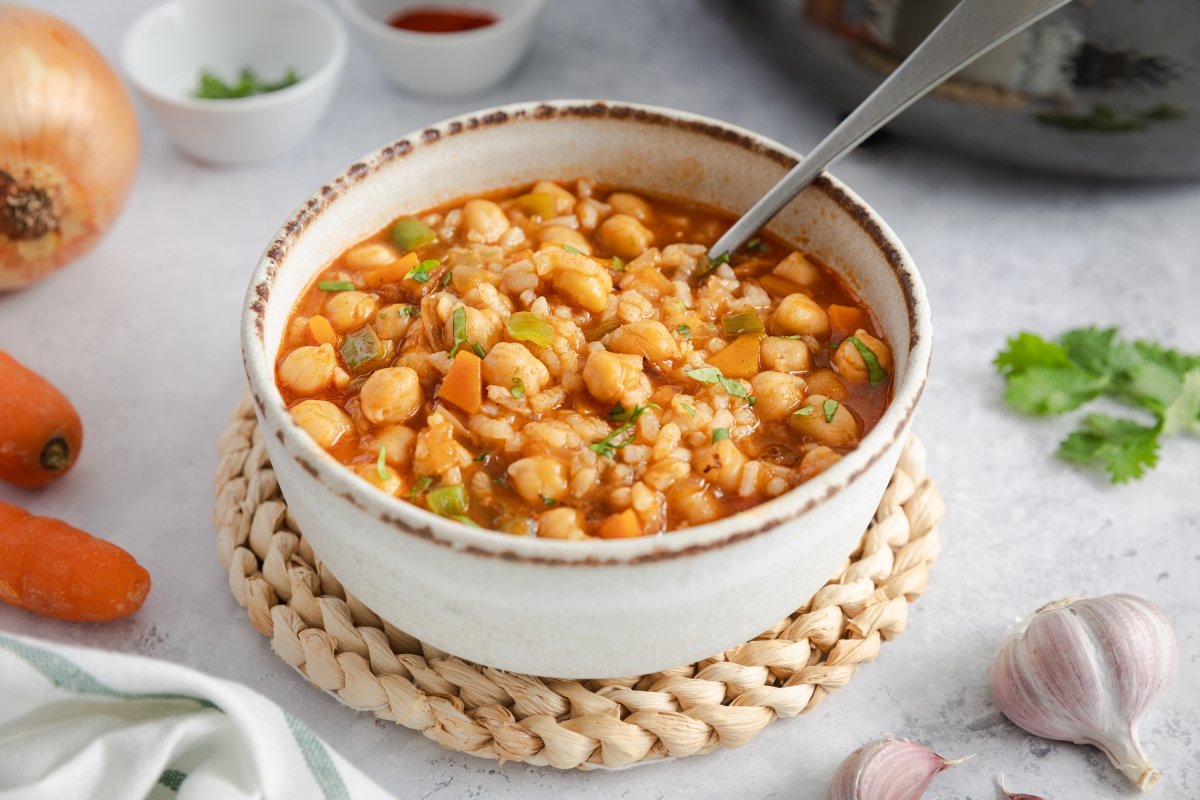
<box><xmin>995</xmin><ymin>327</ymin><xmax>1200</xmax><ymax>483</ymax></box>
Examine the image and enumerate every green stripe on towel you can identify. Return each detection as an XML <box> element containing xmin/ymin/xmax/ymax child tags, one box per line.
<box><xmin>0</xmin><ymin>635</ymin><xmax>216</xmax><ymax>708</ymax></box>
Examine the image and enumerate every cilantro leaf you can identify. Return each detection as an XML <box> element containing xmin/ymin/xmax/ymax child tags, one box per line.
<box><xmin>1057</xmin><ymin>414</ymin><xmax>1160</xmax><ymax>484</ymax></box>
<box><xmin>1161</xmin><ymin>368</ymin><xmax>1200</xmax><ymax>436</ymax></box>
<box><xmin>686</xmin><ymin>366</ymin><xmax>754</xmax><ymax>403</ymax></box>
<box><xmin>1003</xmin><ymin>365</ymin><xmax>1109</xmax><ymax>415</ymax></box>
<box><xmin>994</xmin><ymin>332</ymin><xmax>1072</xmax><ymax>375</ymax></box>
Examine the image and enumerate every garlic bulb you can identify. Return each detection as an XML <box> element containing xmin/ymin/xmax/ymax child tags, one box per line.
<box><xmin>829</xmin><ymin>738</ymin><xmax>960</xmax><ymax>800</ymax></box>
<box><xmin>989</xmin><ymin>594</ymin><xmax>1178</xmax><ymax>791</ymax></box>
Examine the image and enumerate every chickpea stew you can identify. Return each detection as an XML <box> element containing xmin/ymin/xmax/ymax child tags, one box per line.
<box><xmin>276</xmin><ymin>179</ymin><xmax>893</xmax><ymax>540</ymax></box>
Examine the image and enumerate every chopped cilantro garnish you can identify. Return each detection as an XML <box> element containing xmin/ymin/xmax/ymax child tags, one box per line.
<box><xmin>472</xmin><ymin>342</ymin><xmax>487</xmax><ymax>358</ymax></box>
<box><xmin>610</xmin><ymin>256</ymin><xmax>626</xmax><ymax>272</ymax></box>
<box><xmin>405</xmin><ymin>258</ymin><xmax>439</xmax><ymax>283</ymax></box>
<box><xmin>541</xmin><ymin>496</ymin><xmax>558</xmax><ymax>507</ymax></box>
<box><xmin>563</xmin><ymin>244</ymin><xmax>582</xmax><ymax>254</ymax></box>
<box><xmin>195</xmin><ymin>67</ymin><xmax>300</xmax><ymax>100</ymax></box>
<box><xmin>318</xmin><ymin>281</ymin><xmax>355</xmax><ymax>292</ymax></box>
<box><xmin>510</xmin><ymin>378</ymin><xmax>526</xmax><ymax>399</ymax></box>
<box><xmin>399</xmin><ymin>305</ymin><xmax>419</xmax><ymax>317</ymax></box>
<box><xmin>685</xmin><ymin>366</ymin><xmax>754</xmax><ymax>404</ymax></box>
<box><xmin>441</xmin><ymin>270</ymin><xmax>453</xmax><ymax>287</ymax></box>
<box><xmin>747</xmin><ymin>238</ymin><xmax>769</xmax><ymax>253</ymax></box>
<box><xmin>845</xmin><ymin>336</ymin><xmax>887</xmax><ymax>385</ymax></box>
<box><xmin>712</xmin><ymin>427</ymin><xmax>729</xmax><ymax>443</ymax></box>
<box><xmin>711</xmin><ymin>251</ymin><xmax>730</xmax><ymax>268</ymax></box>
<box><xmin>590</xmin><ymin>403</ymin><xmax>657</xmax><ymax>457</ymax></box>
<box><xmin>793</xmin><ymin>405</ymin><xmax>815</xmax><ymax>417</ymax></box>
<box><xmin>473</xmin><ymin>450</ymin><xmax>489</xmax><ymax>463</ymax></box>
<box><xmin>822</xmin><ymin>398</ymin><xmax>840</xmax><ymax>423</ymax></box>
<box><xmin>376</xmin><ymin>446</ymin><xmax>388</xmax><ymax>481</ymax></box>
<box><xmin>681</xmin><ymin>402</ymin><xmax>696</xmax><ymax>417</ymax></box>
<box><xmin>677</xmin><ymin>324</ymin><xmax>691</xmax><ymax>338</ymax></box>
<box><xmin>995</xmin><ymin>326</ymin><xmax>1200</xmax><ymax>483</ymax></box>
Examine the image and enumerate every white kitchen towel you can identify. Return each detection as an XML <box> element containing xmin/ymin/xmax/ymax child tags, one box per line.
<box><xmin>0</xmin><ymin>632</ymin><xmax>395</xmax><ymax>800</ymax></box>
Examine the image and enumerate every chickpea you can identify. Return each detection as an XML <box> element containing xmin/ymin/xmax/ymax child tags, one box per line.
<box><xmin>787</xmin><ymin>393</ymin><xmax>859</xmax><ymax>447</ymax></box>
<box><xmin>372</xmin><ymin>424</ymin><xmax>417</xmax><ymax>468</ymax></box>
<box><xmin>773</xmin><ymin>251</ymin><xmax>820</xmax><ymax>287</ymax></box>
<box><xmin>805</xmin><ymin>369</ymin><xmax>848</xmax><ymax>401</ymax></box>
<box><xmin>772</xmin><ymin>293</ymin><xmax>830</xmax><ymax>337</ymax></box>
<box><xmin>666</xmin><ymin>476</ymin><xmax>721</xmax><ymax>525</ymax></box>
<box><xmin>691</xmin><ymin>438</ymin><xmax>747</xmax><ymax>493</ymax></box>
<box><xmin>461</xmin><ymin>199</ymin><xmax>510</xmax><ymax>244</ymax></box>
<box><xmin>532</xmin><ymin>180</ymin><xmax>576</xmax><ymax>214</ymax></box>
<box><xmin>443</xmin><ymin>304</ymin><xmax>503</xmax><ymax>350</ymax></box>
<box><xmin>797</xmin><ymin>446</ymin><xmax>842</xmax><ymax>482</ymax></box>
<box><xmin>359</xmin><ymin>366</ymin><xmax>423</xmax><ymax>424</ymax></box>
<box><xmin>832</xmin><ymin>329</ymin><xmax>893</xmax><ymax>383</ymax></box>
<box><xmin>507</xmin><ymin>455</ymin><xmax>569</xmax><ymax>505</ymax></box>
<box><xmin>607</xmin><ymin>192</ymin><xmax>652</xmax><ymax>222</ymax></box>
<box><xmin>355</xmin><ymin>462</ymin><xmax>403</xmax><ymax>496</ymax></box>
<box><xmin>343</xmin><ymin>242</ymin><xmax>398</xmax><ymax>270</ymax></box>
<box><xmin>597</xmin><ymin>213</ymin><xmax>655</xmax><ymax>260</ymax></box>
<box><xmin>549</xmin><ymin>249</ymin><xmax>612</xmax><ymax>313</ymax></box>
<box><xmin>289</xmin><ymin>400</ymin><xmax>353</xmax><ymax>450</ymax></box>
<box><xmin>761</xmin><ymin>336</ymin><xmax>813</xmax><ymax>374</ymax></box>
<box><xmin>482</xmin><ymin>342</ymin><xmax>551</xmax><ymax>396</ymax></box>
<box><xmin>374</xmin><ymin>303</ymin><xmax>415</xmax><ymax>341</ymax></box>
<box><xmin>394</xmin><ymin>346</ymin><xmax>441</xmax><ymax>389</ymax></box>
<box><xmin>582</xmin><ymin>350</ymin><xmax>652</xmax><ymax>407</ymax></box>
<box><xmin>608</xmin><ymin>320</ymin><xmax>680</xmax><ymax>363</ymax></box>
<box><xmin>279</xmin><ymin>344</ymin><xmax>348</xmax><ymax>395</ymax></box>
<box><xmin>537</xmin><ymin>225</ymin><xmax>593</xmax><ymax>254</ymax></box>
<box><xmin>750</xmin><ymin>371</ymin><xmax>806</xmax><ymax>422</ymax></box>
<box><xmin>325</xmin><ymin>291</ymin><xmax>379</xmax><ymax>333</ymax></box>
<box><xmin>537</xmin><ymin>507</ymin><xmax>588</xmax><ymax>540</ymax></box>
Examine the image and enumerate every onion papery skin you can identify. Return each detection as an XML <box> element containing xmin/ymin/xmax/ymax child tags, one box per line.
<box><xmin>0</xmin><ymin>5</ymin><xmax>139</xmax><ymax>290</ymax></box>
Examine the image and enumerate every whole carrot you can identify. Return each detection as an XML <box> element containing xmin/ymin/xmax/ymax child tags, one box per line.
<box><xmin>0</xmin><ymin>351</ymin><xmax>83</xmax><ymax>487</ymax></box>
<box><xmin>0</xmin><ymin>501</ymin><xmax>150</xmax><ymax>621</ymax></box>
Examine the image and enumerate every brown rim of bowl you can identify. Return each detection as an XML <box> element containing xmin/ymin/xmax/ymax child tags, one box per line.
<box><xmin>242</xmin><ymin>99</ymin><xmax>932</xmax><ymax>567</ymax></box>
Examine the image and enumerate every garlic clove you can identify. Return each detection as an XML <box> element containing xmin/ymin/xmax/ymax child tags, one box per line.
<box><xmin>829</xmin><ymin>738</ymin><xmax>961</xmax><ymax>800</ymax></box>
<box><xmin>989</xmin><ymin>594</ymin><xmax>1178</xmax><ymax>792</ymax></box>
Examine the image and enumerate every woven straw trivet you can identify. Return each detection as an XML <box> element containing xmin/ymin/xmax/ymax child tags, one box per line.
<box><xmin>213</xmin><ymin>393</ymin><xmax>944</xmax><ymax>769</ymax></box>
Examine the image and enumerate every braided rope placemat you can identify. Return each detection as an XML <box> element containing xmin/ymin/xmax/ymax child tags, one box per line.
<box><xmin>213</xmin><ymin>394</ymin><xmax>944</xmax><ymax>769</ymax></box>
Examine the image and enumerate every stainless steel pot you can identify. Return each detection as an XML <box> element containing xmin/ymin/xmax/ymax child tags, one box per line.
<box><xmin>723</xmin><ymin>0</ymin><xmax>1200</xmax><ymax>179</ymax></box>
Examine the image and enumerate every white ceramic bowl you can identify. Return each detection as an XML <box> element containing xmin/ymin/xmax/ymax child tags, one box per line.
<box><xmin>334</xmin><ymin>0</ymin><xmax>546</xmax><ymax>95</ymax></box>
<box><xmin>242</xmin><ymin>100</ymin><xmax>932</xmax><ymax>678</ymax></box>
<box><xmin>120</xmin><ymin>0</ymin><xmax>346</xmax><ymax>165</ymax></box>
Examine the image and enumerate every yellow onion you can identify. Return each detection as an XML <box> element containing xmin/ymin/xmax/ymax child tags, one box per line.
<box><xmin>0</xmin><ymin>5</ymin><xmax>138</xmax><ymax>290</ymax></box>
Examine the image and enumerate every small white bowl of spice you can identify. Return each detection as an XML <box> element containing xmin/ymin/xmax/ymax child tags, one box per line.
<box><xmin>335</xmin><ymin>0</ymin><xmax>547</xmax><ymax>95</ymax></box>
<box><xmin>121</xmin><ymin>0</ymin><xmax>346</xmax><ymax>165</ymax></box>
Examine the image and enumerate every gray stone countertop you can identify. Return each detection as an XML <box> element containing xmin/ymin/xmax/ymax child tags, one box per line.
<box><xmin>1</xmin><ymin>1</ymin><xmax>1197</xmax><ymax>798</ymax></box>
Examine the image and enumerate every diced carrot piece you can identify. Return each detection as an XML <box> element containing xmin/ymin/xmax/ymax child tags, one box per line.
<box><xmin>758</xmin><ymin>274</ymin><xmax>803</xmax><ymax>299</ymax></box>
<box><xmin>706</xmin><ymin>334</ymin><xmax>761</xmax><ymax>380</ymax></box>
<box><xmin>437</xmin><ymin>350</ymin><xmax>483</xmax><ymax>414</ymax></box>
<box><xmin>362</xmin><ymin>252</ymin><xmax>419</xmax><ymax>289</ymax></box>
<box><xmin>598</xmin><ymin>509</ymin><xmax>642</xmax><ymax>539</ymax></box>
<box><xmin>828</xmin><ymin>304</ymin><xmax>869</xmax><ymax>335</ymax></box>
<box><xmin>307</xmin><ymin>315</ymin><xmax>338</xmax><ymax>347</ymax></box>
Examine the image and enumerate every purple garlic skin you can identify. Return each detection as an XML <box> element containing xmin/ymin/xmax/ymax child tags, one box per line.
<box><xmin>829</xmin><ymin>738</ymin><xmax>957</xmax><ymax>800</ymax></box>
<box><xmin>989</xmin><ymin>594</ymin><xmax>1178</xmax><ymax>792</ymax></box>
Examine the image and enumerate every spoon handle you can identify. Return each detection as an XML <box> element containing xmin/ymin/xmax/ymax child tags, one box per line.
<box><xmin>709</xmin><ymin>0</ymin><xmax>1074</xmax><ymax>259</ymax></box>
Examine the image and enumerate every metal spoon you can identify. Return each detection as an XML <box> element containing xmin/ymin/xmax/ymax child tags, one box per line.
<box><xmin>709</xmin><ymin>0</ymin><xmax>1074</xmax><ymax>259</ymax></box>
